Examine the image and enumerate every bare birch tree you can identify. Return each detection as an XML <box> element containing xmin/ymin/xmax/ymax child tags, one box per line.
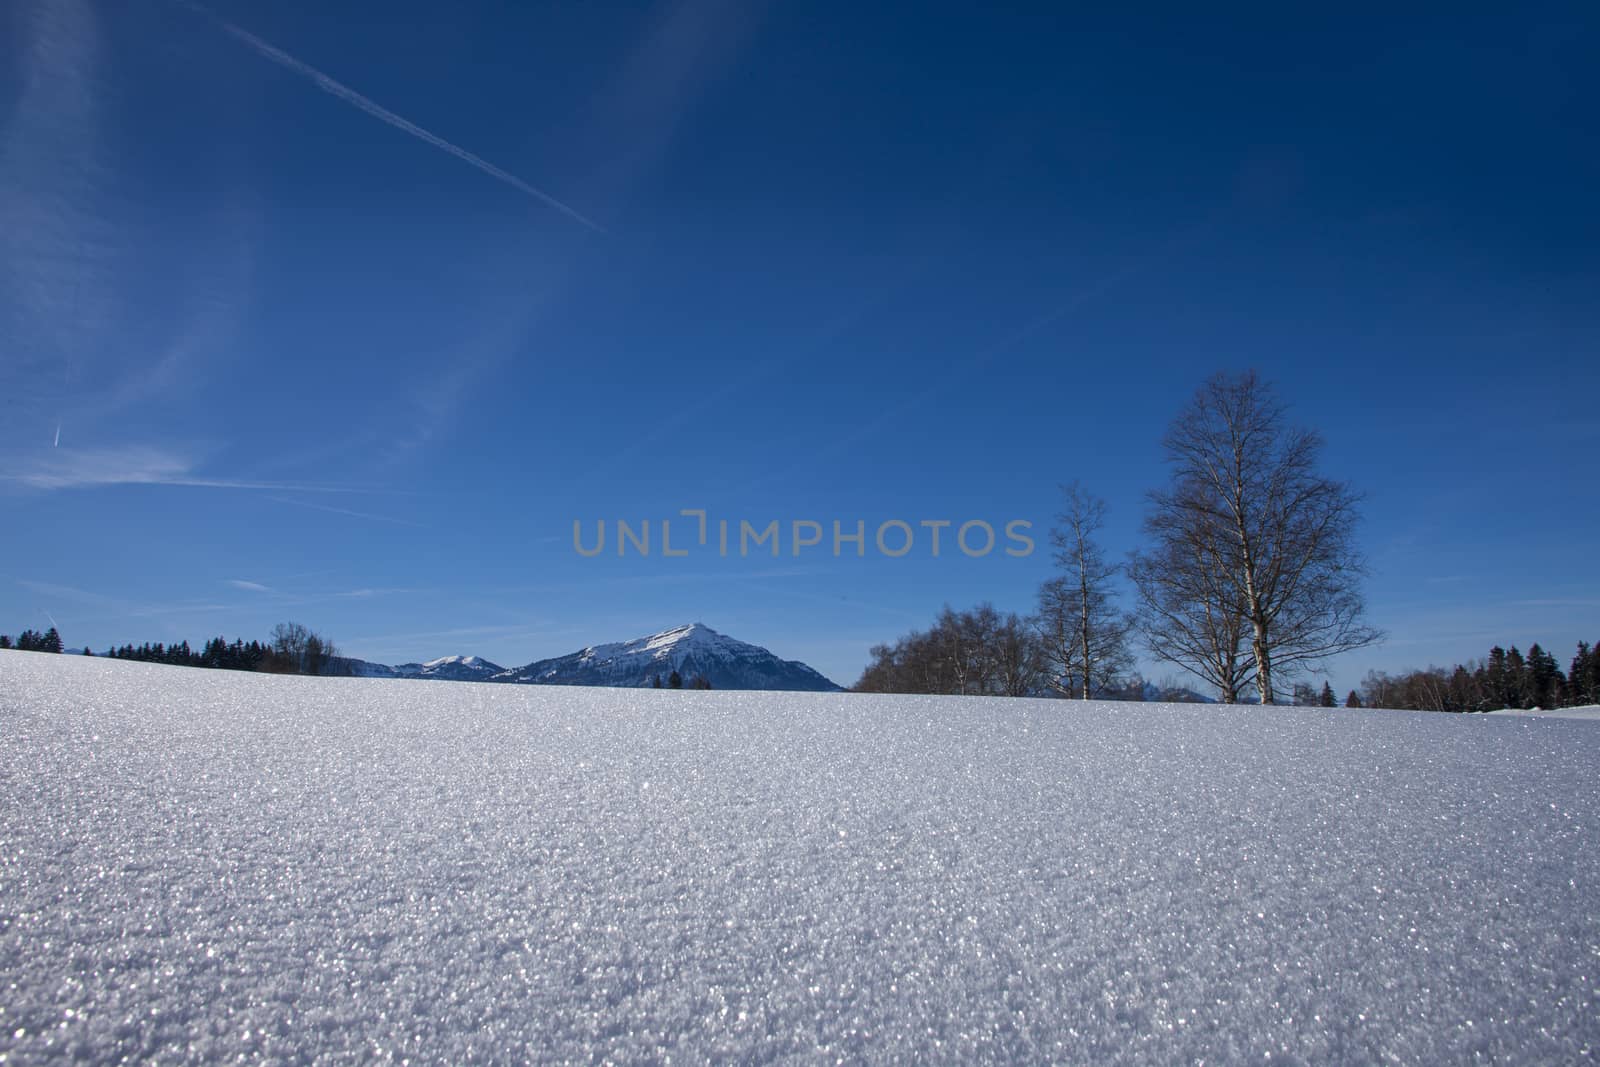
<box><xmin>1127</xmin><ymin>489</ymin><xmax>1255</xmax><ymax>702</ymax></box>
<box><xmin>1034</xmin><ymin>484</ymin><xmax>1134</xmax><ymax>698</ymax></box>
<box><xmin>1138</xmin><ymin>371</ymin><xmax>1382</xmax><ymax>704</ymax></box>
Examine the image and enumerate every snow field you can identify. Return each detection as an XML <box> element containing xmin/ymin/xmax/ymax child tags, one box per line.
<box><xmin>1</xmin><ymin>650</ymin><xmax>1596</xmax><ymax>1063</ymax></box>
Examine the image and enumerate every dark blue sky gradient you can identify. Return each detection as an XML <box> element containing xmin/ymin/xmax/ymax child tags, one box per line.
<box><xmin>2</xmin><ymin>0</ymin><xmax>1596</xmax><ymax>688</ymax></box>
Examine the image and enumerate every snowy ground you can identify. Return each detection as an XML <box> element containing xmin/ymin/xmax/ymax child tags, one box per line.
<box><xmin>1489</xmin><ymin>704</ymin><xmax>1600</xmax><ymax>721</ymax></box>
<box><xmin>2</xmin><ymin>651</ymin><xmax>1596</xmax><ymax>1064</ymax></box>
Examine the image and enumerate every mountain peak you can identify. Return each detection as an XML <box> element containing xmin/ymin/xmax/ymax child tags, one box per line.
<box><xmin>642</xmin><ymin>622</ymin><xmax>721</xmax><ymax>650</ymax></box>
<box><xmin>423</xmin><ymin>654</ymin><xmax>489</xmax><ymax>668</ymax></box>
<box><xmin>499</xmin><ymin>624</ymin><xmax>840</xmax><ymax>691</ymax></box>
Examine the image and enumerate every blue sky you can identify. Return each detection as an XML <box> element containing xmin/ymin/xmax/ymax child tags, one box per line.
<box><xmin>3</xmin><ymin>0</ymin><xmax>1597</xmax><ymax>691</ymax></box>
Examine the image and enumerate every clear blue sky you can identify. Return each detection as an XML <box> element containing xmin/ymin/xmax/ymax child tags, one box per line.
<box><xmin>3</xmin><ymin>0</ymin><xmax>1596</xmax><ymax>691</ymax></box>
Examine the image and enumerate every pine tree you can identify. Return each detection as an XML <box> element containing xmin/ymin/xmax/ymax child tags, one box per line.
<box><xmin>40</xmin><ymin>628</ymin><xmax>62</xmax><ymax>654</ymax></box>
<box><xmin>667</xmin><ymin>670</ymin><xmax>683</xmax><ymax>689</ymax></box>
<box><xmin>1319</xmin><ymin>681</ymin><xmax>1336</xmax><ymax>707</ymax></box>
<box><xmin>1526</xmin><ymin>644</ymin><xmax>1562</xmax><ymax>708</ymax></box>
<box><xmin>1448</xmin><ymin>665</ymin><xmax>1477</xmax><ymax>712</ymax></box>
<box><xmin>1569</xmin><ymin>641</ymin><xmax>1597</xmax><ymax>706</ymax></box>
<box><xmin>0</xmin><ymin>635</ymin><xmax>11</xmax><ymax>649</ymax></box>
<box><xmin>1505</xmin><ymin>647</ymin><xmax>1529</xmax><ymax>709</ymax></box>
<box><xmin>1344</xmin><ymin>690</ymin><xmax>1362</xmax><ymax>708</ymax></box>
<box><xmin>1485</xmin><ymin>646</ymin><xmax>1511</xmax><ymax>709</ymax></box>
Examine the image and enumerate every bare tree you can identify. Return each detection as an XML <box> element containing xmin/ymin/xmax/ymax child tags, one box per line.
<box><xmin>992</xmin><ymin>611</ymin><xmax>1048</xmax><ymax>697</ymax></box>
<box><xmin>1034</xmin><ymin>484</ymin><xmax>1134</xmax><ymax>699</ymax></box>
<box><xmin>1127</xmin><ymin>498</ymin><xmax>1255</xmax><ymax>703</ymax></box>
<box><xmin>854</xmin><ymin>604</ymin><xmax>1046</xmax><ymax>696</ymax></box>
<box><xmin>937</xmin><ymin>604</ymin><xmax>996</xmax><ymax>696</ymax></box>
<box><xmin>1142</xmin><ymin>371</ymin><xmax>1382</xmax><ymax>703</ymax></box>
<box><xmin>268</xmin><ymin>621</ymin><xmax>339</xmax><ymax>676</ymax></box>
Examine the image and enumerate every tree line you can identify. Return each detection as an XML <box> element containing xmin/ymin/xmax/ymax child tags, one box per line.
<box><xmin>650</xmin><ymin>671</ymin><xmax>714</xmax><ymax>690</ymax></box>
<box><xmin>1354</xmin><ymin>641</ymin><xmax>1599</xmax><ymax>713</ymax></box>
<box><xmin>1</xmin><ymin>622</ymin><xmax>338</xmax><ymax>676</ymax></box>
<box><xmin>857</xmin><ymin>370</ymin><xmax>1387</xmax><ymax>702</ymax></box>
<box><xmin>1</xmin><ymin>628</ymin><xmax>64</xmax><ymax>653</ymax></box>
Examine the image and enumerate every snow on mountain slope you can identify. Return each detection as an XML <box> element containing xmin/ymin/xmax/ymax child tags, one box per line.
<box><xmin>494</xmin><ymin>622</ymin><xmax>842</xmax><ymax>691</ymax></box>
<box><xmin>405</xmin><ymin>654</ymin><xmax>506</xmax><ymax>681</ymax></box>
<box><xmin>333</xmin><ymin>653</ymin><xmax>505</xmax><ymax>681</ymax></box>
<box><xmin>2</xmin><ymin>650</ymin><xmax>1597</xmax><ymax>1063</ymax></box>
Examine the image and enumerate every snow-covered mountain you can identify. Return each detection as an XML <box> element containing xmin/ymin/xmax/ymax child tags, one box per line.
<box><xmin>332</xmin><ymin>654</ymin><xmax>505</xmax><ymax>682</ymax></box>
<box><xmin>492</xmin><ymin>623</ymin><xmax>842</xmax><ymax>691</ymax></box>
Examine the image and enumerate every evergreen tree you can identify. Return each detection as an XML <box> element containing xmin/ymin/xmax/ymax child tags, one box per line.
<box><xmin>1569</xmin><ymin>641</ymin><xmax>1597</xmax><ymax>706</ymax></box>
<box><xmin>1505</xmin><ymin>647</ymin><xmax>1528</xmax><ymax>709</ymax></box>
<box><xmin>40</xmin><ymin>628</ymin><xmax>62</xmax><ymax>653</ymax></box>
<box><xmin>667</xmin><ymin>670</ymin><xmax>683</xmax><ymax>689</ymax></box>
<box><xmin>1526</xmin><ymin>644</ymin><xmax>1562</xmax><ymax>708</ymax></box>
<box><xmin>1345</xmin><ymin>690</ymin><xmax>1362</xmax><ymax>708</ymax></box>
<box><xmin>0</xmin><ymin>635</ymin><xmax>11</xmax><ymax>649</ymax></box>
<box><xmin>1319</xmin><ymin>681</ymin><xmax>1336</xmax><ymax>707</ymax></box>
<box><xmin>1484</xmin><ymin>647</ymin><xmax>1511</xmax><ymax>709</ymax></box>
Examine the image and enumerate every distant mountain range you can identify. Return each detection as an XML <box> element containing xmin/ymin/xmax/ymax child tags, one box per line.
<box><xmin>1132</xmin><ymin>679</ymin><xmax>1217</xmax><ymax>704</ymax></box>
<box><xmin>337</xmin><ymin>654</ymin><xmax>507</xmax><ymax>683</ymax></box>
<box><xmin>334</xmin><ymin>623</ymin><xmax>843</xmax><ymax>692</ymax></box>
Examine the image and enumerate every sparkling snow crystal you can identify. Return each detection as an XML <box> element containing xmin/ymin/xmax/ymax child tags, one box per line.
<box><xmin>1</xmin><ymin>651</ymin><xmax>1596</xmax><ymax>1062</ymax></box>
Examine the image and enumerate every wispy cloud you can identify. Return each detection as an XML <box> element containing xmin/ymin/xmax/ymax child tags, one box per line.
<box><xmin>1</xmin><ymin>0</ymin><xmax>113</xmax><ymax>423</ymax></box>
<box><xmin>225</xmin><ymin>575</ymin><xmax>413</xmax><ymax>603</ymax></box>
<box><xmin>16</xmin><ymin>578</ymin><xmax>230</xmax><ymax>619</ymax></box>
<box><xmin>2</xmin><ymin>445</ymin><xmax>400</xmax><ymax>494</ymax></box>
<box><xmin>180</xmin><ymin>2</ymin><xmax>602</xmax><ymax>232</ymax></box>
<box><xmin>1</xmin><ymin>0</ymin><xmax>259</xmax><ymax>442</ymax></box>
<box><xmin>265</xmin><ymin>495</ymin><xmax>425</xmax><ymax>527</ymax></box>
<box><xmin>571</xmin><ymin>0</ymin><xmax>765</xmax><ymax>211</ymax></box>
<box><xmin>4</xmin><ymin>446</ymin><xmax>191</xmax><ymax>489</ymax></box>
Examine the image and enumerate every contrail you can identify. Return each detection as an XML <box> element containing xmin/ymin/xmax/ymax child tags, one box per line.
<box><xmin>53</xmin><ymin>423</ymin><xmax>60</xmax><ymax>447</ymax></box>
<box><xmin>182</xmin><ymin>4</ymin><xmax>603</xmax><ymax>232</ymax></box>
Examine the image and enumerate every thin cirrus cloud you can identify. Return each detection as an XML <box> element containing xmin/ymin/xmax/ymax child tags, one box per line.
<box><xmin>2</xmin><ymin>0</ymin><xmax>259</xmax><ymax>443</ymax></box>
<box><xmin>4</xmin><ymin>446</ymin><xmax>192</xmax><ymax>490</ymax></box>
<box><xmin>177</xmin><ymin>1</ymin><xmax>603</xmax><ymax>232</ymax></box>
<box><xmin>16</xmin><ymin>578</ymin><xmax>230</xmax><ymax>619</ymax></box>
<box><xmin>224</xmin><ymin>579</ymin><xmax>412</xmax><ymax>600</ymax></box>
<box><xmin>3</xmin><ymin>446</ymin><xmax>400</xmax><ymax>495</ymax></box>
<box><xmin>264</xmin><ymin>495</ymin><xmax>427</xmax><ymax>528</ymax></box>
